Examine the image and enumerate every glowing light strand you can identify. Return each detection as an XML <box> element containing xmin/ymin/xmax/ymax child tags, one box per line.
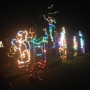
<box><xmin>7</xmin><ymin>45</ymin><xmax>16</xmax><ymax>58</ymax></box>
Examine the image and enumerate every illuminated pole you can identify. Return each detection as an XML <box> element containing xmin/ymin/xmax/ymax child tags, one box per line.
<box><xmin>78</xmin><ymin>31</ymin><xmax>85</xmax><ymax>53</ymax></box>
<box><xmin>73</xmin><ymin>36</ymin><xmax>78</xmax><ymax>56</ymax></box>
<box><xmin>43</xmin><ymin>37</ymin><xmax>46</xmax><ymax>63</ymax></box>
<box><xmin>59</xmin><ymin>27</ymin><xmax>67</xmax><ymax>60</ymax></box>
<box><xmin>54</xmin><ymin>30</ymin><xmax>59</xmax><ymax>53</ymax></box>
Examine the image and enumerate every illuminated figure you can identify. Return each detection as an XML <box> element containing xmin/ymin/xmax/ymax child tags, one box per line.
<box><xmin>59</xmin><ymin>27</ymin><xmax>67</xmax><ymax>60</ymax></box>
<box><xmin>11</xmin><ymin>30</ymin><xmax>31</xmax><ymax>68</ymax></box>
<box><xmin>43</xmin><ymin>15</ymin><xmax>56</xmax><ymax>42</ymax></box>
<box><xmin>43</xmin><ymin>4</ymin><xmax>59</xmax><ymax>50</ymax></box>
<box><xmin>78</xmin><ymin>31</ymin><xmax>85</xmax><ymax>53</ymax></box>
<box><xmin>73</xmin><ymin>36</ymin><xmax>78</xmax><ymax>56</ymax></box>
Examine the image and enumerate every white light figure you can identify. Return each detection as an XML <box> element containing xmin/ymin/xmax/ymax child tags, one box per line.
<box><xmin>11</xmin><ymin>31</ymin><xmax>31</xmax><ymax>68</ymax></box>
<box><xmin>73</xmin><ymin>36</ymin><xmax>78</xmax><ymax>56</ymax></box>
<box><xmin>0</xmin><ymin>41</ymin><xmax>4</xmax><ymax>48</ymax></box>
<box><xmin>59</xmin><ymin>27</ymin><xmax>67</xmax><ymax>60</ymax></box>
<box><xmin>78</xmin><ymin>31</ymin><xmax>85</xmax><ymax>53</ymax></box>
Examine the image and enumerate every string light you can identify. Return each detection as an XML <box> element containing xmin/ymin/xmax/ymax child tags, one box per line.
<box><xmin>7</xmin><ymin>45</ymin><xmax>16</xmax><ymax>58</ymax></box>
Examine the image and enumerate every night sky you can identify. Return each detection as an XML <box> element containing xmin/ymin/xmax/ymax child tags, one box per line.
<box><xmin>0</xmin><ymin>0</ymin><xmax>90</xmax><ymax>49</ymax></box>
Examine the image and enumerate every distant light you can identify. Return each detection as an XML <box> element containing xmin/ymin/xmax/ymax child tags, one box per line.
<box><xmin>0</xmin><ymin>41</ymin><xmax>4</xmax><ymax>48</ymax></box>
<box><xmin>62</xmin><ymin>27</ymin><xmax>65</xmax><ymax>30</ymax></box>
<box><xmin>78</xmin><ymin>31</ymin><xmax>83</xmax><ymax>36</ymax></box>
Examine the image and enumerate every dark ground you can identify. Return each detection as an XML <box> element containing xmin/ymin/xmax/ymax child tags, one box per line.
<box><xmin>0</xmin><ymin>48</ymin><xmax>90</xmax><ymax>90</ymax></box>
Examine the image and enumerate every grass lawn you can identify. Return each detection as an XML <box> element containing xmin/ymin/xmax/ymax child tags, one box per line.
<box><xmin>0</xmin><ymin>50</ymin><xmax>90</xmax><ymax>90</ymax></box>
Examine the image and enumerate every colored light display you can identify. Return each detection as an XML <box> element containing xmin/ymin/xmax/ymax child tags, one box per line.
<box><xmin>43</xmin><ymin>15</ymin><xmax>56</xmax><ymax>42</ymax></box>
<box><xmin>59</xmin><ymin>27</ymin><xmax>67</xmax><ymax>60</ymax></box>
<box><xmin>11</xmin><ymin>30</ymin><xmax>31</xmax><ymax>67</ymax></box>
<box><xmin>29</xmin><ymin>36</ymin><xmax>47</xmax><ymax>69</ymax></box>
<box><xmin>78</xmin><ymin>31</ymin><xmax>85</xmax><ymax>53</ymax></box>
<box><xmin>43</xmin><ymin>4</ymin><xmax>59</xmax><ymax>50</ymax></box>
<box><xmin>73</xmin><ymin>36</ymin><xmax>78</xmax><ymax>56</ymax></box>
<box><xmin>73</xmin><ymin>36</ymin><xmax>78</xmax><ymax>50</ymax></box>
<box><xmin>31</xmin><ymin>37</ymin><xmax>47</xmax><ymax>62</ymax></box>
<box><xmin>54</xmin><ymin>31</ymin><xmax>59</xmax><ymax>47</ymax></box>
<box><xmin>43</xmin><ymin>15</ymin><xmax>58</xmax><ymax>49</ymax></box>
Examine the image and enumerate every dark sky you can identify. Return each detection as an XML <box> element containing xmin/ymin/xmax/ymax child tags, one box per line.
<box><xmin>0</xmin><ymin>0</ymin><xmax>90</xmax><ymax>48</ymax></box>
